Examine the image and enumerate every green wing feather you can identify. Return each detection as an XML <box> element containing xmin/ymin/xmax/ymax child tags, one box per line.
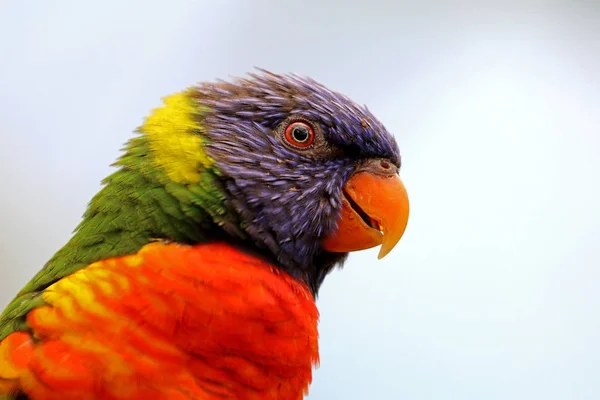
<box><xmin>0</xmin><ymin>134</ymin><xmax>226</xmax><ymax>340</ymax></box>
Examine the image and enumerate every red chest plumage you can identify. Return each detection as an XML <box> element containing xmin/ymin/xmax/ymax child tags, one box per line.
<box><xmin>0</xmin><ymin>242</ymin><xmax>320</xmax><ymax>400</ymax></box>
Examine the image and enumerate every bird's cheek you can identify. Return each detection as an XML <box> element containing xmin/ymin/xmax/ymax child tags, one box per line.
<box><xmin>321</xmin><ymin>169</ymin><xmax>409</xmax><ymax>259</ymax></box>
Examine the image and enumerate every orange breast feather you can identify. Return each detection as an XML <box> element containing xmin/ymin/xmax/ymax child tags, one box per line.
<box><xmin>0</xmin><ymin>242</ymin><xmax>320</xmax><ymax>400</ymax></box>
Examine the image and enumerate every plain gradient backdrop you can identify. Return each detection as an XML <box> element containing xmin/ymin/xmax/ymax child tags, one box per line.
<box><xmin>1</xmin><ymin>1</ymin><xmax>599</xmax><ymax>399</ymax></box>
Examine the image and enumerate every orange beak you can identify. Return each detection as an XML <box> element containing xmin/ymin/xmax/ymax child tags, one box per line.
<box><xmin>322</xmin><ymin>161</ymin><xmax>409</xmax><ymax>259</ymax></box>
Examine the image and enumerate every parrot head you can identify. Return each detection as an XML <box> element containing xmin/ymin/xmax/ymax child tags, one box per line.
<box><xmin>108</xmin><ymin>70</ymin><xmax>409</xmax><ymax>294</ymax></box>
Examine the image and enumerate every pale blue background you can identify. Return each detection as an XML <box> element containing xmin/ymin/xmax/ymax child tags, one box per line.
<box><xmin>1</xmin><ymin>1</ymin><xmax>599</xmax><ymax>399</ymax></box>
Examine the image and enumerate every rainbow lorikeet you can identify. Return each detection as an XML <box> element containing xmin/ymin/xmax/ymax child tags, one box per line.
<box><xmin>0</xmin><ymin>71</ymin><xmax>409</xmax><ymax>400</ymax></box>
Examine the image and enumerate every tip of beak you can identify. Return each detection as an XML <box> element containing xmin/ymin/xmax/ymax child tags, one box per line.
<box><xmin>377</xmin><ymin>231</ymin><xmax>401</xmax><ymax>259</ymax></box>
<box><xmin>377</xmin><ymin>248</ymin><xmax>389</xmax><ymax>260</ymax></box>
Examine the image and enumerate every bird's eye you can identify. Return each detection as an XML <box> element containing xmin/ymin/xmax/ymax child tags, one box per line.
<box><xmin>284</xmin><ymin>121</ymin><xmax>315</xmax><ymax>148</ymax></box>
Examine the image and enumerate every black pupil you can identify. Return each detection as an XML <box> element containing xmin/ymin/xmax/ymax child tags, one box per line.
<box><xmin>292</xmin><ymin>125</ymin><xmax>310</xmax><ymax>142</ymax></box>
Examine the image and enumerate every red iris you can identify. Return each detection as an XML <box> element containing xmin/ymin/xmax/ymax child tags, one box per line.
<box><xmin>284</xmin><ymin>121</ymin><xmax>315</xmax><ymax>148</ymax></box>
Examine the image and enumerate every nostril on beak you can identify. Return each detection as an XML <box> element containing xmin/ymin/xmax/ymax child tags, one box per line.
<box><xmin>359</xmin><ymin>159</ymin><xmax>398</xmax><ymax>176</ymax></box>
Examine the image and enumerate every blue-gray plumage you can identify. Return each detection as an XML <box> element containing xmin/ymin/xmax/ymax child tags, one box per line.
<box><xmin>193</xmin><ymin>70</ymin><xmax>403</xmax><ymax>292</ymax></box>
